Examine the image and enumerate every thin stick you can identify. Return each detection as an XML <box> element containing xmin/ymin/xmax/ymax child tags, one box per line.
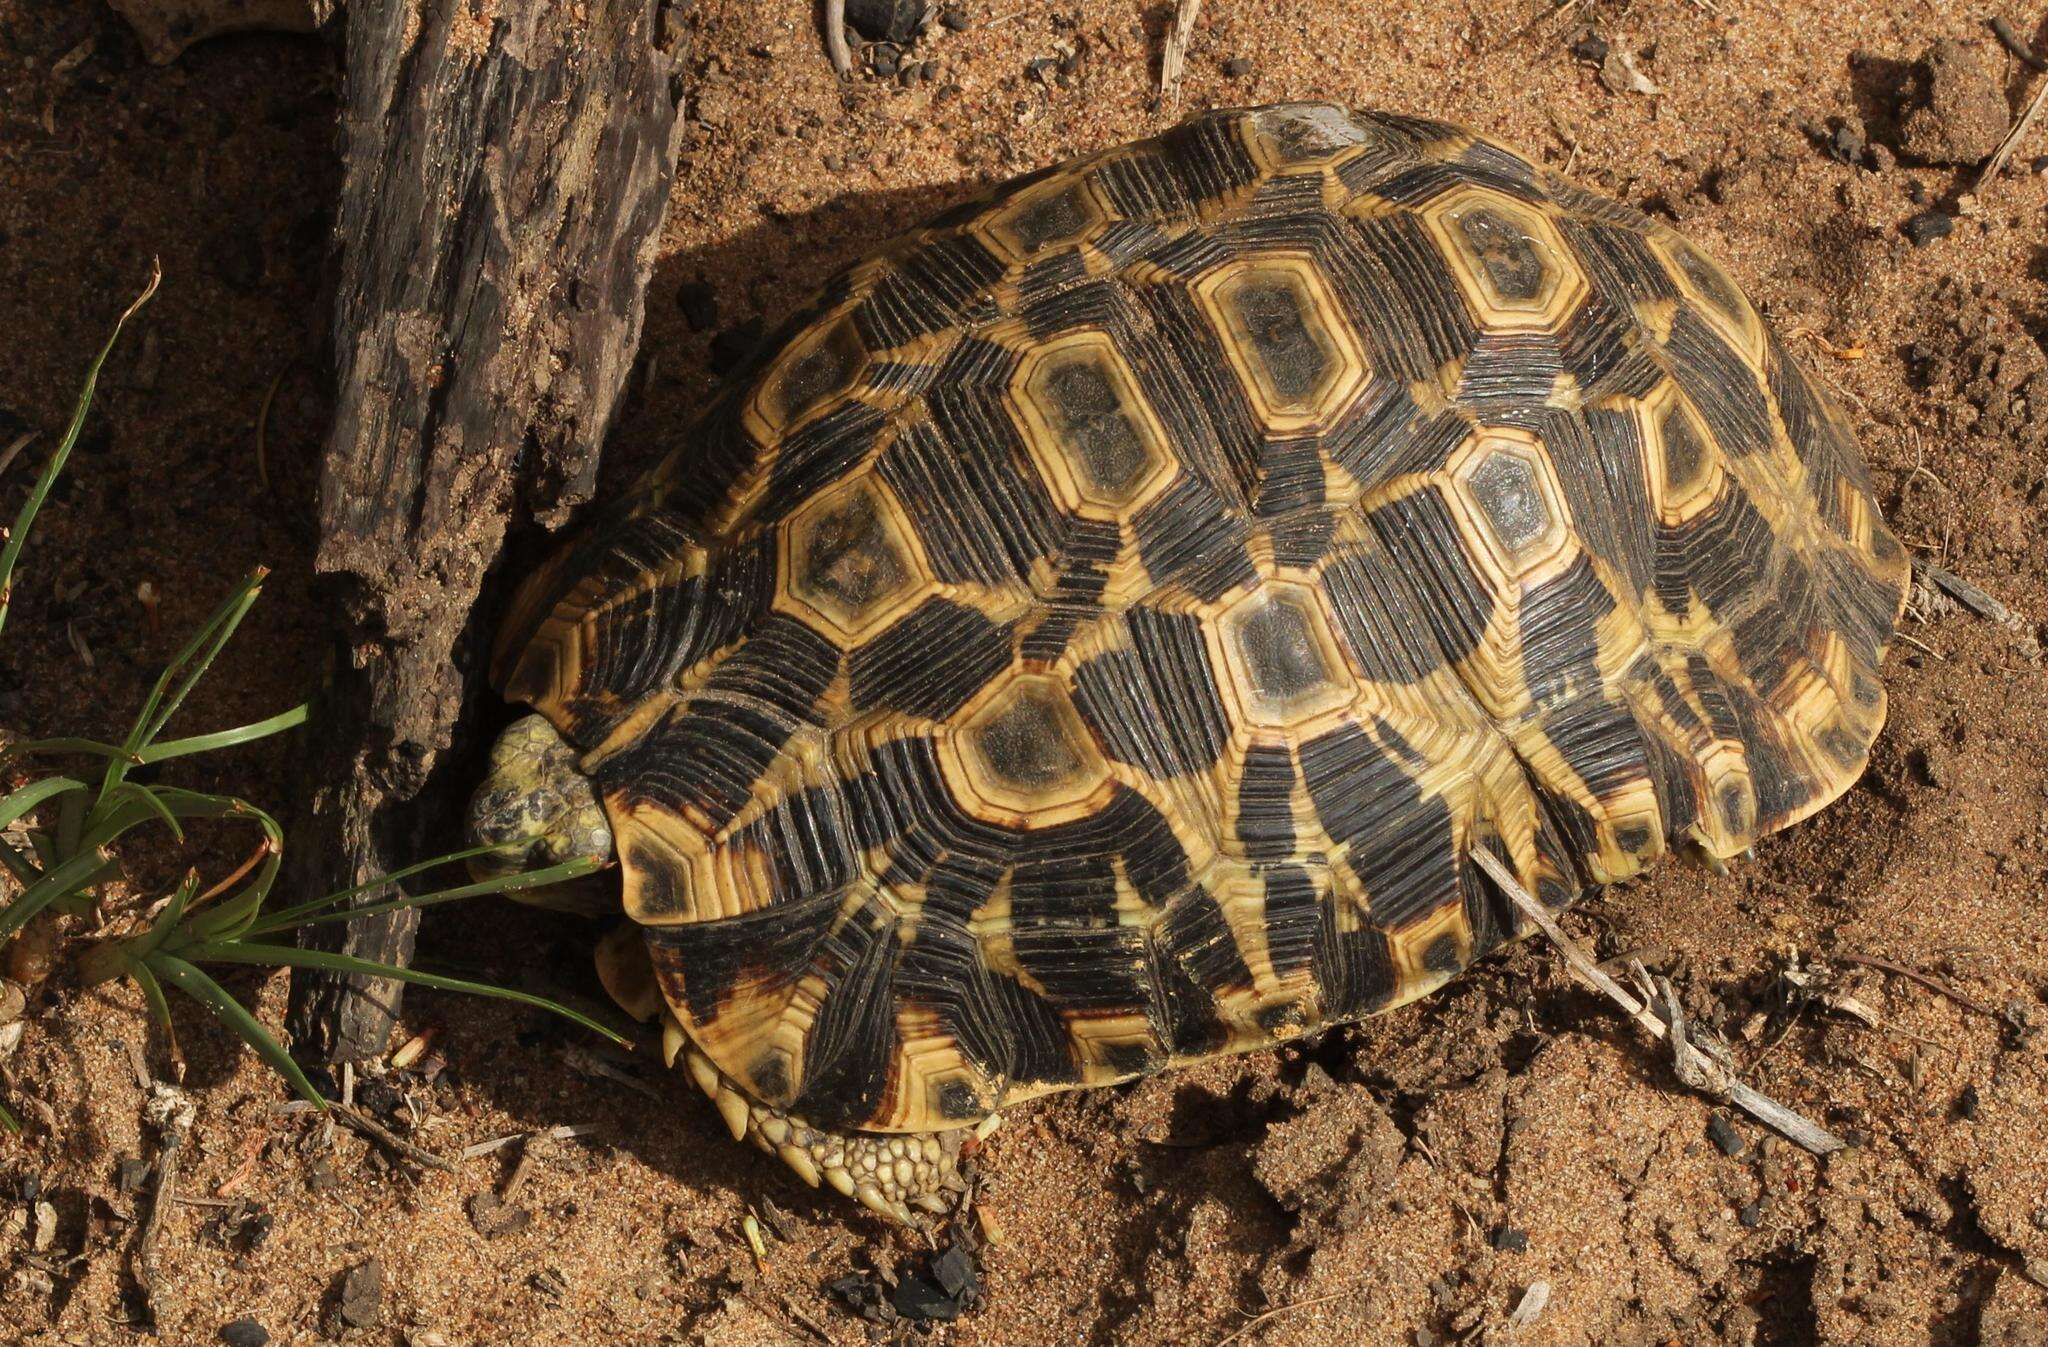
<box><xmin>328</xmin><ymin>1099</ymin><xmax>455</xmax><ymax>1172</ymax></box>
<box><xmin>1991</xmin><ymin>16</ymin><xmax>2047</xmax><ymax>73</ymax></box>
<box><xmin>1214</xmin><ymin>1284</ymin><xmax>1369</xmax><ymax>1347</ymax></box>
<box><xmin>1159</xmin><ymin>0</ymin><xmax>1201</xmax><ymax>114</ymax></box>
<box><xmin>1831</xmin><ymin>953</ymin><xmax>2003</xmax><ymax>1020</ymax></box>
<box><xmin>823</xmin><ymin>0</ymin><xmax>853</xmax><ymax>76</ymax></box>
<box><xmin>459</xmin><ymin>1121</ymin><xmax>602</xmax><ymax>1160</ymax></box>
<box><xmin>1979</xmin><ymin>66</ymin><xmax>2048</xmax><ymax>192</ymax></box>
<box><xmin>252</xmin><ymin>365</ymin><xmax>289</xmax><ymax>497</ymax></box>
<box><xmin>1472</xmin><ymin>848</ymin><xmax>1845</xmax><ymax>1156</ymax></box>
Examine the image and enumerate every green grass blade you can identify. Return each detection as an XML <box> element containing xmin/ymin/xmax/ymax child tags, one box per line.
<box><xmin>129</xmin><ymin>569</ymin><xmax>268</xmax><ymax>755</ymax></box>
<box><xmin>243</xmin><ymin>855</ymin><xmax>602</xmax><ymax>937</ymax></box>
<box><xmin>0</xmin><ymin>263</ymin><xmax>159</xmax><ymax>641</ymax></box>
<box><xmin>1</xmin><ymin>737</ymin><xmax>133</xmax><ymax>761</ymax></box>
<box><xmin>149</xmin><ymin>954</ymin><xmax>325</xmax><ymax>1106</ymax></box>
<box><xmin>101</xmin><ymin>781</ymin><xmax>186</xmax><ymax>844</ymax></box>
<box><xmin>184</xmin><ymin>942</ymin><xmax>630</xmax><ymax>1047</ymax></box>
<box><xmin>0</xmin><ymin>841</ymin><xmax>123</xmax><ymax>942</ymax></box>
<box><xmin>0</xmin><ymin>776</ymin><xmax>85</xmax><ymax>830</ymax></box>
<box><xmin>134</xmin><ymin>703</ymin><xmax>308</xmax><ymax>764</ymax></box>
<box><xmin>130</xmin><ymin>958</ymin><xmax>175</xmax><ymax>1039</ymax></box>
<box><xmin>0</xmin><ymin>838</ymin><xmax>35</xmax><ymax>885</ymax></box>
<box><xmin>0</xmin><ymin>1098</ymin><xmax>18</xmax><ymax>1134</ymax></box>
<box><xmin>251</xmin><ymin>840</ymin><xmax>528</xmax><ymax>931</ymax></box>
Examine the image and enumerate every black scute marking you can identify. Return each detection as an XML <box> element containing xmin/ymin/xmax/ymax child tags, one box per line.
<box><xmin>1555</xmin><ymin>292</ymin><xmax>1665</xmax><ymax>402</ymax></box>
<box><xmin>1557</xmin><ymin>218</ymin><xmax>1676</xmax><ymax>305</ymax></box>
<box><xmin>1541</xmin><ymin>692</ymin><xmax>1655</xmax><ymax>800</ymax></box>
<box><xmin>1007</xmin><ymin>183</ymin><xmax>1096</xmax><ymax>253</ymax></box>
<box><xmin>1155</xmin><ymin>112</ymin><xmax>1266</xmax><ymax>203</ymax></box>
<box><xmin>1235</xmin><ymin>744</ymin><xmax>1297</xmax><ymax>861</ymax></box>
<box><xmin>797</xmin><ymin>485</ymin><xmax>910</xmax><ymax>614</ymax></box>
<box><xmin>761</xmin><ymin>400</ymin><xmax>891</xmax><ymax>518</ymax></box>
<box><xmin>974</xmin><ymin>682</ymin><xmax>1087</xmax><ymax>792</ymax></box>
<box><xmin>877</xmin><ymin>418</ymin><xmax>1027</xmax><ymax>587</ymax></box>
<box><xmin>598</xmin><ymin>615</ymin><xmax>839</xmax><ymax>831</ymax></box>
<box><xmin>1298</xmin><ymin>720</ymin><xmax>1460</xmax><ymax>929</ymax></box>
<box><xmin>1536</xmin><ymin>410</ymin><xmax>1645</xmax><ymax>595</ymax></box>
<box><xmin>1262</xmin><ymin>864</ymin><xmax>1322</xmax><ymax>977</ymax></box>
<box><xmin>1232</xmin><ymin>275</ymin><xmax>1331</xmax><ymax>404</ymax></box>
<box><xmin>1518</xmin><ymin>553</ymin><xmax>1615</xmax><ymax>709</ymax></box>
<box><xmin>1038</xmin><ymin>348</ymin><xmax>1156</xmax><ymax>499</ymax></box>
<box><xmin>644</xmin><ymin>889</ymin><xmax>843</xmax><ymax>1052</ymax></box>
<box><xmin>1131</xmin><ymin>473</ymin><xmax>1259</xmax><ymax>601</ymax></box>
<box><xmin>1329</xmin><ymin>402</ymin><xmax>1467</xmax><ymax>497</ymax></box>
<box><xmin>1072</xmin><ymin>605</ymin><xmax>1232</xmax><ymax>776</ymax></box>
<box><xmin>786</xmin><ymin>900</ymin><xmax>904</xmax><ymax>1127</ymax></box>
<box><xmin>1340</xmin><ymin>212</ymin><xmax>1480</xmax><ymax>380</ymax></box>
<box><xmin>1155</xmin><ymin>886</ymin><xmax>1257</xmax><ymax>1018</ymax></box>
<box><xmin>1319</xmin><ymin>541</ymin><xmax>1456</xmax><ymax>683</ymax></box>
<box><xmin>848</xmin><ymin>597</ymin><xmax>1014</xmax><ymax>721</ymax></box>
<box><xmin>1665</xmin><ymin>311</ymin><xmax>1773</xmax><ymax>458</ymax></box>
<box><xmin>854</xmin><ymin>233</ymin><xmax>1008</xmax><ymax>348</ymax></box>
<box><xmin>1362</xmin><ymin>486</ymin><xmax>1496</xmax><ymax>667</ymax></box>
<box><xmin>1254</xmin><ymin>438</ymin><xmax>1327</xmax><ymax>519</ymax></box>
<box><xmin>923</xmin><ymin>382</ymin><xmax>1067</xmax><ymax>573</ymax></box>
<box><xmin>1091</xmin><ymin>149</ymin><xmax>1199</xmax><ymax>222</ymax></box>
<box><xmin>1311</xmin><ymin>891</ymin><xmax>1398</xmax><ymax>1019</ymax></box>
<box><xmin>1458</xmin><ymin>331</ymin><xmax>1565</xmax><ymax>409</ymax></box>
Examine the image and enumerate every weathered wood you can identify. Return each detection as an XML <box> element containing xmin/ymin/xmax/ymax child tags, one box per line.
<box><xmin>285</xmin><ymin>0</ymin><xmax>689</xmax><ymax>1065</ymax></box>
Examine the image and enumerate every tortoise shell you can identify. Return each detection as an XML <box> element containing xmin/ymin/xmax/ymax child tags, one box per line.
<box><xmin>495</xmin><ymin>104</ymin><xmax>1909</xmax><ymax>1135</ymax></box>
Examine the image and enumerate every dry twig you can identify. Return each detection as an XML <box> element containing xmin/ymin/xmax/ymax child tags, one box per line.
<box><xmin>1831</xmin><ymin>953</ymin><xmax>2003</xmax><ymax>1021</ymax></box>
<box><xmin>823</xmin><ymin>0</ymin><xmax>854</xmax><ymax>76</ymax></box>
<box><xmin>1978</xmin><ymin>60</ymin><xmax>2048</xmax><ymax>193</ymax></box>
<box><xmin>1214</xmin><ymin>1283</ymin><xmax>1370</xmax><ymax>1347</ymax></box>
<box><xmin>134</xmin><ymin>1083</ymin><xmax>196</xmax><ymax>1317</ymax></box>
<box><xmin>1991</xmin><ymin>16</ymin><xmax>2047</xmax><ymax>72</ymax></box>
<box><xmin>1472</xmin><ymin>848</ymin><xmax>1845</xmax><ymax>1156</ymax></box>
<box><xmin>1159</xmin><ymin>0</ymin><xmax>1201</xmax><ymax>113</ymax></box>
<box><xmin>328</xmin><ymin>1098</ymin><xmax>454</xmax><ymax>1172</ymax></box>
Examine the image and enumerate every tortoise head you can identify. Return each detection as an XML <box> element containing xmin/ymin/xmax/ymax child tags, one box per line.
<box><xmin>466</xmin><ymin>714</ymin><xmax>616</xmax><ymax>910</ymax></box>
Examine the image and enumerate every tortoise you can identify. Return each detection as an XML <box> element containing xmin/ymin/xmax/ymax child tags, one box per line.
<box><xmin>467</xmin><ymin>104</ymin><xmax>1909</xmax><ymax>1222</ymax></box>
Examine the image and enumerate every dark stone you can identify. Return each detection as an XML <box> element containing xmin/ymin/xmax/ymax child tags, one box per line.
<box><xmin>306</xmin><ymin>1157</ymin><xmax>339</xmax><ymax>1193</ymax></box>
<box><xmin>920</xmin><ymin>60</ymin><xmax>939</xmax><ymax>82</ymax></box>
<box><xmin>870</xmin><ymin>47</ymin><xmax>899</xmax><ymax>78</ymax></box>
<box><xmin>844</xmin><ymin>0</ymin><xmax>923</xmax><ymax>44</ymax></box>
<box><xmin>1222</xmin><ymin>56</ymin><xmax>1252</xmax><ymax>77</ymax></box>
<box><xmin>2030</xmin><ymin>154</ymin><xmax>2048</xmax><ymax>174</ymax></box>
<box><xmin>1738</xmin><ymin>1201</ymin><xmax>1763</xmax><ymax>1228</ymax></box>
<box><xmin>1490</xmin><ymin>1225</ymin><xmax>1529</xmax><ymax>1253</ymax></box>
<box><xmin>1707</xmin><ymin>1112</ymin><xmax>1746</xmax><ymax>1157</ymax></box>
<box><xmin>219</xmin><ymin>1318</ymin><xmax>269</xmax><ymax>1347</ymax></box>
<box><xmin>931</xmin><ymin>1244</ymin><xmax>980</xmax><ymax>1299</ymax></box>
<box><xmin>1571</xmin><ymin>29</ymin><xmax>1609</xmax><ymax>63</ymax></box>
<box><xmin>1026</xmin><ymin>56</ymin><xmax>1058</xmax><ymax>81</ymax></box>
<box><xmin>675</xmin><ymin>280</ymin><xmax>718</xmax><ymax>332</ymax></box>
<box><xmin>1958</xmin><ymin>1083</ymin><xmax>1981</xmax><ymax>1119</ymax></box>
<box><xmin>709</xmin><ymin>317</ymin><xmax>766</xmax><ymax>377</ymax></box>
<box><xmin>940</xmin><ymin>5</ymin><xmax>970</xmax><ymax>31</ymax></box>
<box><xmin>116</xmin><ymin>1158</ymin><xmax>151</xmax><ymax>1195</ymax></box>
<box><xmin>1902</xmin><ymin>210</ymin><xmax>1953</xmax><ymax>247</ymax></box>
<box><xmin>338</xmin><ymin>1258</ymin><xmax>383</xmax><ymax>1329</ymax></box>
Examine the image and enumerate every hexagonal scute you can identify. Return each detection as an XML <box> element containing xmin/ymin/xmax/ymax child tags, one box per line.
<box><xmin>778</xmin><ymin>472</ymin><xmax>934</xmax><ymax>642</ymax></box>
<box><xmin>1647</xmin><ymin>228</ymin><xmax>1766</xmax><ymax>365</ymax></box>
<box><xmin>1007</xmin><ymin>330</ymin><xmax>1176</xmax><ymax>520</ymax></box>
<box><xmin>1192</xmin><ymin>254</ymin><xmax>1370</xmax><ymax>434</ymax></box>
<box><xmin>1445</xmin><ymin>429</ymin><xmax>1572</xmax><ymax>578</ymax></box>
<box><xmin>744</xmin><ymin>311</ymin><xmax>871</xmax><ymax>442</ymax></box>
<box><xmin>1217</xmin><ymin>581</ymin><xmax>1358</xmax><ymax>729</ymax></box>
<box><xmin>1419</xmin><ymin>187</ymin><xmax>1588</xmax><ymax>332</ymax></box>
<box><xmin>975</xmin><ymin>174</ymin><xmax>1110</xmax><ymax>264</ymax></box>
<box><xmin>945</xmin><ymin>673</ymin><xmax>1114</xmax><ymax>828</ymax></box>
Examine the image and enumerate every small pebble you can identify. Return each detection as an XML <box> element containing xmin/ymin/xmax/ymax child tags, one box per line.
<box><xmin>2031</xmin><ymin>154</ymin><xmax>2048</xmax><ymax>175</ymax></box>
<box><xmin>116</xmin><ymin>1158</ymin><xmax>151</xmax><ymax>1195</ymax></box>
<box><xmin>1738</xmin><ymin>1201</ymin><xmax>1764</xmax><ymax>1228</ymax></box>
<box><xmin>339</xmin><ymin>1258</ymin><xmax>383</xmax><ymax>1330</ymax></box>
<box><xmin>1025</xmin><ymin>56</ymin><xmax>1058</xmax><ymax>81</ymax></box>
<box><xmin>1490</xmin><ymin>1225</ymin><xmax>1530</xmax><ymax>1253</ymax></box>
<box><xmin>1902</xmin><ymin>210</ymin><xmax>1953</xmax><ymax>247</ymax></box>
<box><xmin>939</xmin><ymin>4</ymin><xmax>971</xmax><ymax>31</ymax></box>
<box><xmin>1707</xmin><ymin>1112</ymin><xmax>1745</xmax><ymax>1157</ymax></box>
<box><xmin>1958</xmin><ymin>1083</ymin><xmax>1981</xmax><ymax>1119</ymax></box>
<box><xmin>1222</xmin><ymin>56</ymin><xmax>1252</xmax><ymax>78</ymax></box>
<box><xmin>1571</xmin><ymin>29</ymin><xmax>1609</xmax><ymax>63</ymax></box>
<box><xmin>919</xmin><ymin>59</ymin><xmax>939</xmax><ymax>82</ymax></box>
<box><xmin>218</xmin><ymin>1319</ymin><xmax>269</xmax><ymax>1347</ymax></box>
<box><xmin>871</xmin><ymin>49</ymin><xmax>899</xmax><ymax>79</ymax></box>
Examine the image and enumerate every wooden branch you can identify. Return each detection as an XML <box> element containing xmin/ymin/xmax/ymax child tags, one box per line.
<box><xmin>285</xmin><ymin>0</ymin><xmax>689</xmax><ymax>1065</ymax></box>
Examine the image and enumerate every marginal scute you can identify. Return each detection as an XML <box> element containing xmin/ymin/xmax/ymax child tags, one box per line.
<box><xmin>490</xmin><ymin>104</ymin><xmax>1910</xmax><ymax>1144</ymax></box>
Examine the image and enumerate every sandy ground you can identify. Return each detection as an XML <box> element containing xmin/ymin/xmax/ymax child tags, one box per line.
<box><xmin>1</xmin><ymin>0</ymin><xmax>2046</xmax><ymax>1343</ymax></box>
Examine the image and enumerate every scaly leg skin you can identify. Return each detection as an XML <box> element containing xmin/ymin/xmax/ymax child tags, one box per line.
<box><xmin>658</xmin><ymin>1011</ymin><xmax>981</xmax><ymax>1225</ymax></box>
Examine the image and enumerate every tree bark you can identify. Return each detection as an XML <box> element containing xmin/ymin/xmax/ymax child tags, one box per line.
<box><xmin>285</xmin><ymin>0</ymin><xmax>689</xmax><ymax>1065</ymax></box>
